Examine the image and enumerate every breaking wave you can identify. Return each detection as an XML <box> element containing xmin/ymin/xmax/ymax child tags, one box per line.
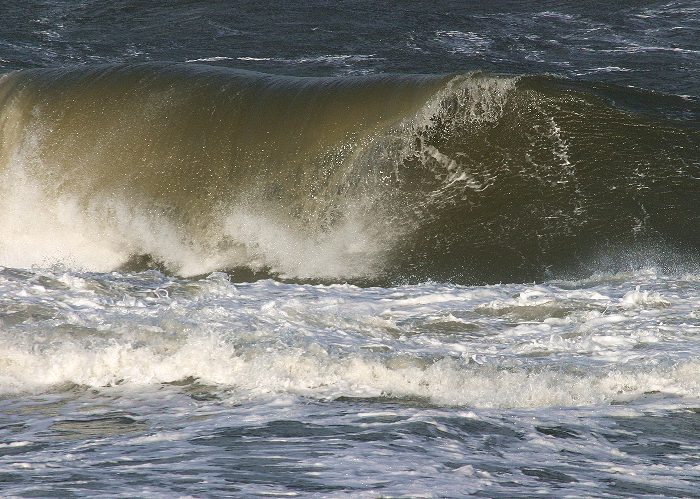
<box><xmin>3</xmin><ymin>329</ymin><xmax>699</xmax><ymax>408</ymax></box>
<box><xmin>0</xmin><ymin>63</ymin><xmax>698</xmax><ymax>283</ymax></box>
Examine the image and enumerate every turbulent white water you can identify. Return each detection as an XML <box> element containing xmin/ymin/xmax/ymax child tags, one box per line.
<box><xmin>0</xmin><ymin>0</ymin><xmax>698</xmax><ymax>496</ymax></box>
<box><xmin>1</xmin><ymin>266</ymin><xmax>698</xmax><ymax>495</ymax></box>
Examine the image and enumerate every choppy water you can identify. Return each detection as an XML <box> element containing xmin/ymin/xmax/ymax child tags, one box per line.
<box><xmin>2</xmin><ymin>267</ymin><xmax>699</xmax><ymax>496</ymax></box>
<box><xmin>1</xmin><ymin>0</ymin><xmax>699</xmax><ymax>496</ymax></box>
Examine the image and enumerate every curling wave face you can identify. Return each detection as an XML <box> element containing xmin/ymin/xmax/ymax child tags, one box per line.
<box><xmin>0</xmin><ymin>63</ymin><xmax>698</xmax><ymax>284</ymax></box>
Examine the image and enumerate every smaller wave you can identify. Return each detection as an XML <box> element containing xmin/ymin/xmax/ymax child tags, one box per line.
<box><xmin>2</xmin><ymin>264</ymin><xmax>698</xmax><ymax>407</ymax></box>
<box><xmin>185</xmin><ymin>56</ymin><xmax>238</xmax><ymax>63</ymax></box>
<box><xmin>1</xmin><ymin>329</ymin><xmax>698</xmax><ymax>408</ymax></box>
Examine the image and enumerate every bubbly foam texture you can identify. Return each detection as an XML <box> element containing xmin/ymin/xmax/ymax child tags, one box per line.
<box><xmin>1</xmin><ymin>268</ymin><xmax>698</xmax><ymax>409</ymax></box>
<box><xmin>2</xmin><ymin>333</ymin><xmax>697</xmax><ymax>407</ymax></box>
<box><xmin>0</xmin><ymin>166</ymin><xmax>389</xmax><ymax>277</ymax></box>
<box><xmin>0</xmin><ymin>142</ymin><xmax>385</xmax><ymax>277</ymax></box>
<box><xmin>620</xmin><ymin>285</ymin><xmax>671</xmax><ymax>308</ymax></box>
<box><xmin>220</xmin><ymin>205</ymin><xmax>387</xmax><ymax>279</ymax></box>
<box><xmin>0</xmin><ymin>162</ymin><xmax>221</xmax><ymax>274</ymax></box>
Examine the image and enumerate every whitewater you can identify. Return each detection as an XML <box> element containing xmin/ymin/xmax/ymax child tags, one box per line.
<box><xmin>1</xmin><ymin>267</ymin><xmax>699</xmax><ymax>495</ymax></box>
<box><xmin>1</xmin><ymin>0</ymin><xmax>699</xmax><ymax>496</ymax></box>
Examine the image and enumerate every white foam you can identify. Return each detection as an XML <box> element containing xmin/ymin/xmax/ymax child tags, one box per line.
<box><xmin>220</xmin><ymin>205</ymin><xmax>386</xmax><ymax>279</ymax></box>
<box><xmin>621</xmin><ymin>285</ymin><xmax>671</xmax><ymax>309</ymax></box>
<box><xmin>1</xmin><ymin>327</ymin><xmax>697</xmax><ymax>409</ymax></box>
<box><xmin>0</xmin><ymin>441</ymin><xmax>31</xmax><ymax>448</ymax></box>
<box><xmin>185</xmin><ymin>56</ymin><xmax>236</xmax><ymax>63</ymax></box>
<box><xmin>0</xmin><ymin>151</ymin><xmax>389</xmax><ymax>278</ymax></box>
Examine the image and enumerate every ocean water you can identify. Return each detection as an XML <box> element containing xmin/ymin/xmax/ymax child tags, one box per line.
<box><xmin>0</xmin><ymin>1</ymin><xmax>699</xmax><ymax>496</ymax></box>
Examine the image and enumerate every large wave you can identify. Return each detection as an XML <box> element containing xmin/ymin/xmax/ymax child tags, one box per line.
<box><xmin>0</xmin><ymin>63</ymin><xmax>698</xmax><ymax>284</ymax></box>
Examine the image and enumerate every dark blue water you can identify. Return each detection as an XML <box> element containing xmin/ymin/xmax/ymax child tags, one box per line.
<box><xmin>1</xmin><ymin>0</ymin><xmax>698</xmax><ymax>96</ymax></box>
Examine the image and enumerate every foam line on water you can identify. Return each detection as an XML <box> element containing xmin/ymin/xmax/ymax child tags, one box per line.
<box><xmin>1</xmin><ymin>329</ymin><xmax>698</xmax><ymax>408</ymax></box>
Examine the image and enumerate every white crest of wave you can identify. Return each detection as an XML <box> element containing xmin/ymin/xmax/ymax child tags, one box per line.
<box><xmin>0</xmin><ymin>156</ymin><xmax>218</xmax><ymax>274</ymax></box>
<box><xmin>1</xmin><ymin>330</ymin><xmax>697</xmax><ymax>408</ymax></box>
<box><xmin>0</xmin><ymin>150</ymin><xmax>385</xmax><ymax>278</ymax></box>
<box><xmin>621</xmin><ymin>285</ymin><xmax>671</xmax><ymax>309</ymax></box>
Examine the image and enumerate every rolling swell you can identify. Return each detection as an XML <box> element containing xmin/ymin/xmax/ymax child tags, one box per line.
<box><xmin>0</xmin><ymin>63</ymin><xmax>697</xmax><ymax>284</ymax></box>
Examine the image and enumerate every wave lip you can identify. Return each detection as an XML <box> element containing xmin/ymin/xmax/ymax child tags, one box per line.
<box><xmin>0</xmin><ymin>63</ymin><xmax>698</xmax><ymax>284</ymax></box>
